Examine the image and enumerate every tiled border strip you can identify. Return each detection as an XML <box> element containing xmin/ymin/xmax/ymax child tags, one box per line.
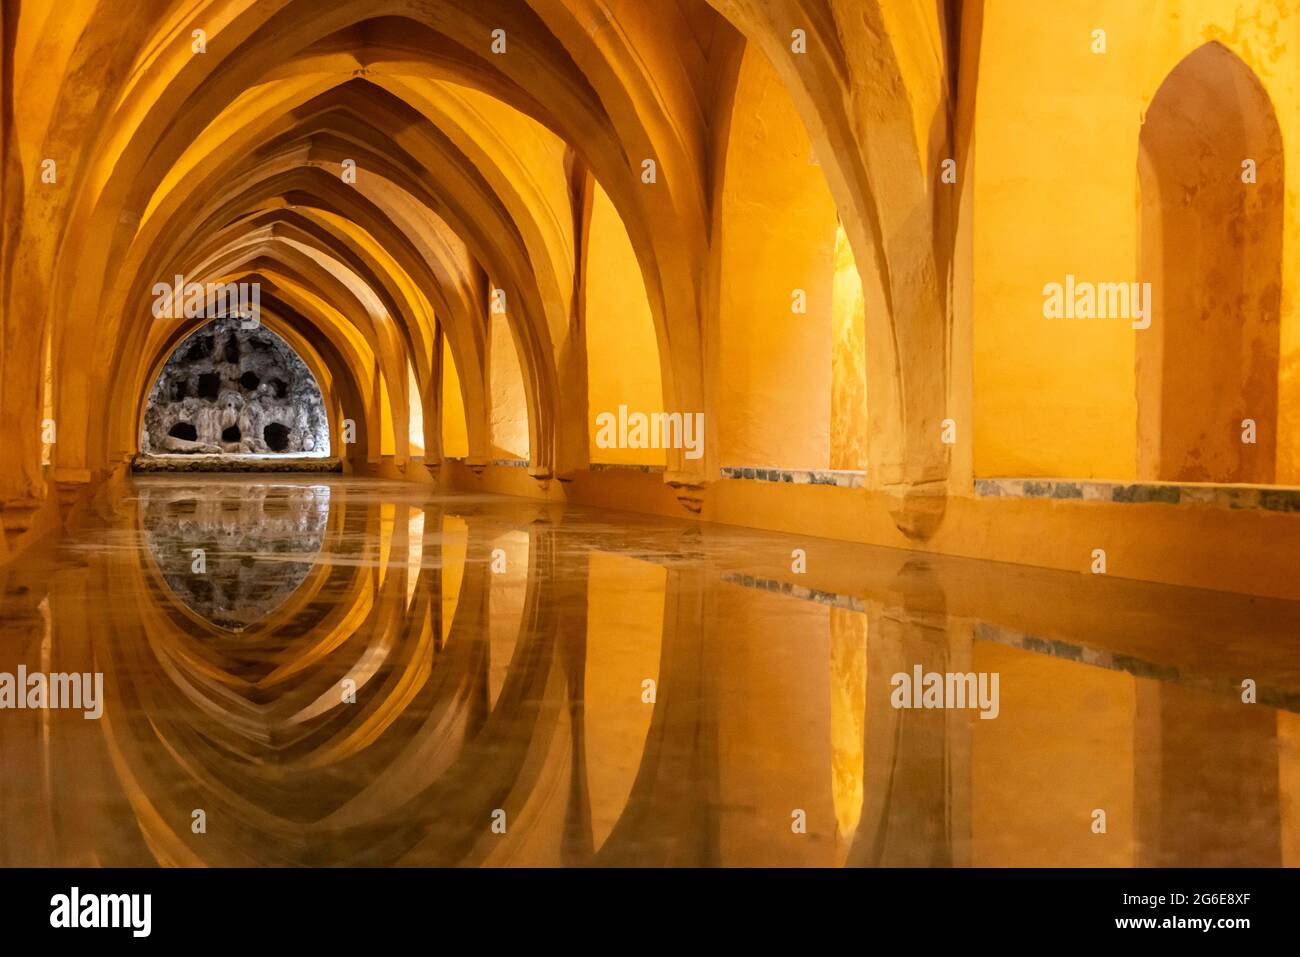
<box><xmin>720</xmin><ymin>571</ymin><xmax>866</xmax><ymax>611</ymax></box>
<box><xmin>720</xmin><ymin>466</ymin><xmax>866</xmax><ymax>488</ymax></box>
<box><xmin>973</xmin><ymin>620</ymin><xmax>1300</xmax><ymax>712</ymax></box>
<box><xmin>451</xmin><ymin>459</ymin><xmax>666</xmax><ymax>474</ymax></box>
<box><xmin>975</xmin><ymin>477</ymin><xmax>1300</xmax><ymax>512</ymax></box>
<box><xmin>589</xmin><ymin>463</ymin><xmax>666</xmax><ymax>473</ymax></box>
<box><xmin>721</xmin><ymin>571</ymin><xmax>1300</xmax><ymax>713</ymax></box>
<box><xmin>455</xmin><ymin>459</ymin><xmax>860</xmax><ymax>484</ymax></box>
<box><xmin>442</xmin><ymin>457</ymin><xmax>529</xmax><ymax>469</ymax></box>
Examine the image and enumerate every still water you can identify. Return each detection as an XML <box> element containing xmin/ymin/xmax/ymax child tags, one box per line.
<box><xmin>0</xmin><ymin>475</ymin><xmax>1296</xmax><ymax>866</ymax></box>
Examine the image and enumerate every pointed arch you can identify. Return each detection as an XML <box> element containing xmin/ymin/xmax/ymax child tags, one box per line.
<box><xmin>1137</xmin><ymin>41</ymin><xmax>1283</xmax><ymax>483</ymax></box>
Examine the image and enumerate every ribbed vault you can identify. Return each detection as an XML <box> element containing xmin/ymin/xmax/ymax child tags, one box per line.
<box><xmin>2</xmin><ymin>0</ymin><xmax>964</xmax><ymax>544</ymax></box>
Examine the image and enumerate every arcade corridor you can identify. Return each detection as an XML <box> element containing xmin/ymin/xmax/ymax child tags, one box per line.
<box><xmin>3</xmin><ymin>0</ymin><xmax>1300</xmax><ymax>884</ymax></box>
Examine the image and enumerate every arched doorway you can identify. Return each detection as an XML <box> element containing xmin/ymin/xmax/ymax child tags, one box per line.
<box><xmin>1137</xmin><ymin>42</ymin><xmax>1283</xmax><ymax>484</ymax></box>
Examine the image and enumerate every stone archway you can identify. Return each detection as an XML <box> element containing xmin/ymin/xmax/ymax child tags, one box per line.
<box><xmin>140</xmin><ymin>317</ymin><xmax>330</xmax><ymax>457</ymax></box>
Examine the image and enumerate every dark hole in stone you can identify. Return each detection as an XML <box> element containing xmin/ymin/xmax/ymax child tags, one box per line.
<box><xmin>269</xmin><ymin>378</ymin><xmax>288</xmax><ymax>399</ymax></box>
<box><xmin>222</xmin><ymin>425</ymin><xmax>241</xmax><ymax>443</ymax></box>
<box><xmin>263</xmin><ymin>423</ymin><xmax>291</xmax><ymax>452</ymax></box>
<box><xmin>224</xmin><ymin>337</ymin><xmax>240</xmax><ymax>363</ymax></box>
<box><xmin>171</xmin><ymin>379</ymin><xmax>189</xmax><ymax>401</ymax></box>
<box><xmin>184</xmin><ymin>336</ymin><xmax>213</xmax><ymax>361</ymax></box>
<box><xmin>197</xmin><ymin>373</ymin><xmax>221</xmax><ymax>399</ymax></box>
<box><xmin>240</xmin><ymin>371</ymin><xmax>260</xmax><ymax>390</ymax></box>
<box><xmin>251</xmin><ymin>337</ymin><xmax>272</xmax><ymax>351</ymax></box>
<box><xmin>168</xmin><ymin>422</ymin><xmax>198</xmax><ymax>441</ymax></box>
<box><xmin>187</xmin><ymin>577</ymin><xmax>213</xmax><ymax>604</ymax></box>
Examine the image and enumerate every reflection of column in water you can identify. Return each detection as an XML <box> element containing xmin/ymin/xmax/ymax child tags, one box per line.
<box><xmin>1136</xmin><ymin>681</ymin><xmax>1281</xmax><ymax>867</ymax></box>
<box><xmin>829</xmin><ymin>605</ymin><xmax>867</xmax><ymax>856</ymax></box>
<box><xmin>706</xmin><ymin>576</ymin><xmax>838</xmax><ymax>865</ymax></box>
<box><xmin>488</xmin><ymin>529</ymin><xmax>530</xmax><ymax>711</ymax></box>
<box><xmin>850</xmin><ymin>559</ymin><xmax>963</xmax><ymax>867</ymax></box>
<box><xmin>581</xmin><ymin>551</ymin><xmax>665</xmax><ymax>858</ymax></box>
<box><xmin>593</xmin><ymin>564</ymin><xmax>718</xmax><ymax>867</ymax></box>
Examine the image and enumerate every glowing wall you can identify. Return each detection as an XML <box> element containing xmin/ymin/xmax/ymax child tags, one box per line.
<box><xmin>830</xmin><ymin>225</ymin><xmax>869</xmax><ymax>471</ymax></box>
<box><xmin>584</xmin><ymin>184</ymin><xmax>665</xmax><ymax>466</ymax></box>
<box><xmin>717</xmin><ymin>47</ymin><xmax>836</xmax><ymax>470</ymax></box>
<box><xmin>441</xmin><ymin>337</ymin><xmax>469</xmax><ymax>459</ymax></box>
<box><xmin>488</xmin><ymin>309</ymin><xmax>529</xmax><ymax>460</ymax></box>
<box><xmin>972</xmin><ymin>0</ymin><xmax>1300</xmax><ymax>482</ymax></box>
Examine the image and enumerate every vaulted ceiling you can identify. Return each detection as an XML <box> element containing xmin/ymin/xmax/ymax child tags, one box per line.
<box><xmin>1</xmin><ymin>0</ymin><xmax>964</xmax><ymax>538</ymax></box>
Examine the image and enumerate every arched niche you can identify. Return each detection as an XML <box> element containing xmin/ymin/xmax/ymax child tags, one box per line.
<box><xmin>140</xmin><ymin>317</ymin><xmax>331</xmax><ymax>457</ymax></box>
<box><xmin>1137</xmin><ymin>42</ymin><xmax>1283</xmax><ymax>484</ymax></box>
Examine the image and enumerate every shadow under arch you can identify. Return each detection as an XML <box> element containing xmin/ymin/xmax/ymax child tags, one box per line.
<box><xmin>1137</xmin><ymin>40</ymin><xmax>1283</xmax><ymax>484</ymax></box>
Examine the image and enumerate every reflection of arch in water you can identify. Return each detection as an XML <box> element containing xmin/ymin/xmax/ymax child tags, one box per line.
<box><xmin>1137</xmin><ymin>42</ymin><xmax>1283</xmax><ymax>483</ymax></box>
<box><xmin>97</xmin><ymin>490</ymin><xmax>470</xmax><ymax>861</ymax></box>
<box><xmin>34</xmin><ymin>489</ymin><xmax>705</xmax><ymax>866</ymax></box>
<box><xmin>137</xmin><ymin>481</ymin><xmax>331</xmax><ymax>631</ymax></box>
<box><xmin>85</xmin><ymin>500</ymin><xmax>601</xmax><ymax>864</ymax></box>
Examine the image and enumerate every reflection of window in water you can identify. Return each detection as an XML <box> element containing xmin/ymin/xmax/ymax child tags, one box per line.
<box><xmin>139</xmin><ymin>483</ymin><xmax>331</xmax><ymax>631</ymax></box>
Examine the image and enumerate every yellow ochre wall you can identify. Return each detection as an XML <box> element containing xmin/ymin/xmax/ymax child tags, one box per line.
<box><xmin>488</xmin><ymin>307</ymin><xmax>530</xmax><ymax>460</ymax></box>
<box><xmin>973</xmin><ymin>0</ymin><xmax>1300</xmax><ymax>482</ymax></box>
<box><xmin>717</xmin><ymin>47</ymin><xmax>837</xmax><ymax>470</ymax></box>
<box><xmin>585</xmin><ymin>183</ymin><xmax>666</xmax><ymax>467</ymax></box>
<box><xmin>441</xmin><ymin>337</ymin><xmax>469</xmax><ymax>459</ymax></box>
<box><xmin>830</xmin><ymin>225</ymin><xmax>869</xmax><ymax>471</ymax></box>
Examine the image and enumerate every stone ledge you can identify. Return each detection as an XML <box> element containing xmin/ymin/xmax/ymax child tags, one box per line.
<box><xmin>132</xmin><ymin>454</ymin><xmax>342</xmax><ymax>473</ymax></box>
<box><xmin>975</xmin><ymin>477</ymin><xmax>1300</xmax><ymax>512</ymax></box>
<box><xmin>720</xmin><ymin>466</ymin><xmax>866</xmax><ymax>488</ymax></box>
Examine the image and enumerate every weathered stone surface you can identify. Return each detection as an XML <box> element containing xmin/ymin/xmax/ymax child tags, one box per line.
<box><xmin>139</xmin><ymin>481</ymin><xmax>329</xmax><ymax>630</ymax></box>
<box><xmin>132</xmin><ymin>454</ymin><xmax>342</xmax><ymax>473</ymax></box>
<box><xmin>141</xmin><ymin>318</ymin><xmax>329</xmax><ymax>457</ymax></box>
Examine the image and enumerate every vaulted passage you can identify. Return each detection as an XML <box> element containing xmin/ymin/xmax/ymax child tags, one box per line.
<box><xmin>3</xmin><ymin>0</ymin><xmax>1300</xmax><ymax>874</ymax></box>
